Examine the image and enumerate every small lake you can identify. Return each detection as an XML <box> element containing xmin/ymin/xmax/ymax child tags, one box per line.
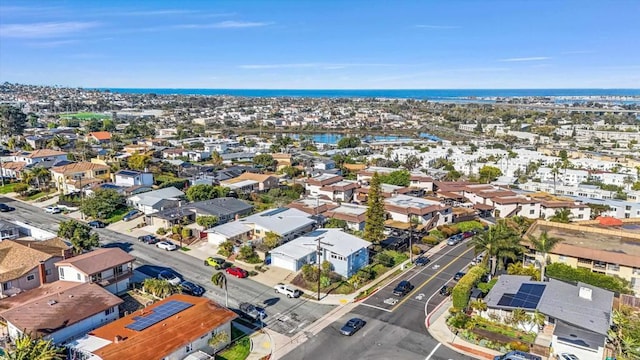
<box><xmin>289</xmin><ymin>133</ymin><xmax>441</xmax><ymax>144</ymax></box>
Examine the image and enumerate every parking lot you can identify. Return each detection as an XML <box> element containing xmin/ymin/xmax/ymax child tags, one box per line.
<box><xmin>361</xmin><ymin>241</ymin><xmax>475</xmax><ymax>312</ymax></box>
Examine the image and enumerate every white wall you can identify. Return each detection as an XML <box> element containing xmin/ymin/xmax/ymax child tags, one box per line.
<box><xmin>164</xmin><ymin>321</ymin><xmax>232</xmax><ymax>360</ymax></box>
<box><xmin>552</xmin><ymin>336</ymin><xmax>603</xmax><ymax>360</ymax></box>
<box><xmin>207</xmin><ymin>232</ymin><xmax>228</xmax><ymax>245</ymax></box>
<box><xmin>12</xmin><ymin>221</ymin><xmax>57</xmax><ymax>240</ymax></box>
<box><xmin>58</xmin><ymin>266</ymin><xmax>87</xmax><ymax>283</ymax></box>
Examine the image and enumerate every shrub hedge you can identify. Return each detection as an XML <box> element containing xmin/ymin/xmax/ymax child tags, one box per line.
<box><xmin>452</xmin><ymin>265</ymin><xmax>487</xmax><ymax>310</ymax></box>
<box><xmin>546</xmin><ymin>262</ymin><xmax>632</xmax><ymax>294</ymax></box>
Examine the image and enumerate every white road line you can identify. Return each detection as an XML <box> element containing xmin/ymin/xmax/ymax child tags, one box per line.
<box><xmin>359</xmin><ymin>302</ymin><xmax>393</xmax><ymax>312</ymax></box>
<box><xmin>425</xmin><ymin>343</ymin><xmax>441</xmax><ymax>360</ymax></box>
<box><xmin>406</xmin><ymin>245</ymin><xmax>468</xmax><ymax>282</ymax></box>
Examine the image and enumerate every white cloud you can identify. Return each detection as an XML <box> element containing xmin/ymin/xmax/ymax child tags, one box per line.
<box><xmin>0</xmin><ymin>22</ymin><xmax>99</xmax><ymax>38</ymax></box>
<box><xmin>414</xmin><ymin>25</ymin><xmax>459</xmax><ymax>29</ymax></box>
<box><xmin>499</xmin><ymin>56</ymin><xmax>550</xmax><ymax>62</ymax></box>
<box><xmin>177</xmin><ymin>21</ymin><xmax>272</xmax><ymax>29</ymax></box>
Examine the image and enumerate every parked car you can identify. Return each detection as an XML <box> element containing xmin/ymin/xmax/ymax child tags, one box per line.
<box><xmin>447</xmin><ymin>234</ymin><xmax>463</xmax><ymax>246</ymax></box>
<box><xmin>493</xmin><ymin>350</ymin><xmax>542</xmax><ymax>360</ymax></box>
<box><xmin>557</xmin><ymin>354</ymin><xmax>579</xmax><ymax>360</ymax></box>
<box><xmin>340</xmin><ymin>318</ymin><xmax>366</xmax><ymax>336</ymax></box>
<box><xmin>414</xmin><ymin>256</ymin><xmax>430</xmax><ymax>266</ymax></box>
<box><xmin>180</xmin><ymin>281</ymin><xmax>205</xmax><ymax>296</ymax></box>
<box><xmin>45</xmin><ymin>206</ymin><xmax>61</xmax><ymax>214</ymax></box>
<box><xmin>226</xmin><ymin>267</ymin><xmax>248</xmax><ymax>278</ymax></box>
<box><xmin>122</xmin><ymin>209</ymin><xmax>142</xmax><ymax>222</ymax></box>
<box><xmin>138</xmin><ymin>235</ymin><xmax>159</xmax><ymax>244</ymax></box>
<box><xmin>462</xmin><ymin>231</ymin><xmax>475</xmax><ymax>239</ymax></box>
<box><xmin>156</xmin><ymin>241</ymin><xmax>178</xmax><ymax>251</ymax></box>
<box><xmin>392</xmin><ymin>280</ymin><xmax>414</xmax><ymax>297</ymax></box>
<box><xmin>439</xmin><ymin>285</ymin><xmax>452</xmax><ymax>296</ymax></box>
<box><xmin>0</xmin><ymin>203</ymin><xmax>15</xmax><ymax>212</ymax></box>
<box><xmin>239</xmin><ymin>302</ymin><xmax>267</xmax><ymax>321</ymax></box>
<box><xmin>274</xmin><ymin>283</ymin><xmax>302</xmax><ymax>298</ymax></box>
<box><xmin>454</xmin><ymin>272</ymin><xmax>466</xmax><ymax>281</ymax></box>
<box><xmin>88</xmin><ymin>220</ymin><xmax>106</xmax><ymax>228</ymax></box>
<box><xmin>158</xmin><ymin>270</ymin><xmax>181</xmax><ymax>285</ymax></box>
<box><xmin>204</xmin><ymin>257</ymin><xmax>229</xmax><ymax>269</ymax></box>
<box><xmin>471</xmin><ymin>254</ymin><xmax>485</xmax><ymax>266</ymax></box>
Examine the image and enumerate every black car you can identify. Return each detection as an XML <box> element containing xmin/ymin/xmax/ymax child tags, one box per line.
<box><xmin>0</xmin><ymin>203</ymin><xmax>15</xmax><ymax>212</ymax></box>
<box><xmin>439</xmin><ymin>285</ymin><xmax>452</xmax><ymax>296</ymax></box>
<box><xmin>414</xmin><ymin>256</ymin><xmax>430</xmax><ymax>266</ymax></box>
<box><xmin>340</xmin><ymin>318</ymin><xmax>366</xmax><ymax>336</ymax></box>
<box><xmin>392</xmin><ymin>280</ymin><xmax>414</xmax><ymax>297</ymax></box>
<box><xmin>137</xmin><ymin>235</ymin><xmax>159</xmax><ymax>244</ymax></box>
<box><xmin>454</xmin><ymin>272</ymin><xmax>466</xmax><ymax>281</ymax></box>
<box><xmin>180</xmin><ymin>281</ymin><xmax>205</xmax><ymax>296</ymax></box>
<box><xmin>88</xmin><ymin>220</ymin><xmax>106</xmax><ymax>228</ymax></box>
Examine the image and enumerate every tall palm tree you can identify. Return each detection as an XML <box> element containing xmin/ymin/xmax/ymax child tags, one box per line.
<box><xmin>468</xmin><ymin>225</ymin><xmax>522</xmax><ymax>276</ymax></box>
<box><xmin>550</xmin><ymin>166</ymin><xmax>560</xmax><ymax>194</ymax></box>
<box><xmin>548</xmin><ymin>208</ymin><xmax>572</xmax><ymax>223</ymax></box>
<box><xmin>211</xmin><ymin>271</ymin><xmax>228</xmax><ymax>307</ymax></box>
<box><xmin>527</xmin><ymin>231</ymin><xmax>563</xmax><ymax>281</ymax></box>
<box><xmin>46</xmin><ymin>135</ymin><xmax>68</xmax><ymax>150</ymax></box>
<box><xmin>28</xmin><ymin>167</ymin><xmax>51</xmax><ymax>190</ymax></box>
<box><xmin>3</xmin><ymin>332</ymin><xmax>65</xmax><ymax>360</ymax></box>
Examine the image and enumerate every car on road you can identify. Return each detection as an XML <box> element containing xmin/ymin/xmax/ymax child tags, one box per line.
<box><xmin>88</xmin><ymin>220</ymin><xmax>106</xmax><ymax>228</ymax></box>
<box><xmin>439</xmin><ymin>285</ymin><xmax>452</xmax><ymax>296</ymax></box>
<box><xmin>180</xmin><ymin>281</ymin><xmax>205</xmax><ymax>296</ymax></box>
<box><xmin>226</xmin><ymin>267</ymin><xmax>248</xmax><ymax>278</ymax></box>
<box><xmin>414</xmin><ymin>256</ymin><xmax>430</xmax><ymax>266</ymax></box>
<box><xmin>239</xmin><ymin>302</ymin><xmax>267</xmax><ymax>321</ymax></box>
<box><xmin>340</xmin><ymin>318</ymin><xmax>366</xmax><ymax>336</ymax></box>
<box><xmin>274</xmin><ymin>283</ymin><xmax>302</xmax><ymax>298</ymax></box>
<box><xmin>122</xmin><ymin>209</ymin><xmax>142</xmax><ymax>222</ymax></box>
<box><xmin>494</xmin><ymin>350</ymin><xmax>542</xmax><ymax>360</ymax></box>
<box><xmin>446</xmin><ymin>235</ymin><xmax>462</xmax><ymax>246</ymax></box>
<box><xmin>204</xmin><ymin>257</ymin><xmax>229</xmax><ymax>269</ymax></box>
<box><xmin>462</xmin><ymin>231</ymin><xmax>475</xmax><ymax>239</ymax></box>
<box><xmin>392</xmin><ymin>280</ymin><xmax>414</xmax><ymax>297</ymax></box>
<box><xmin>454</xmin><ymin>272</ymin><xmax>466</xmax><ymax>281</ymax></box>
<box><xmin>158</xmin><ymin>270</ymin><xmax>181</xmax><ymax>285</ymax></box>
<box><xmin>137</xmin><ymin>235</ymin><xmax>159</xmax><ymax>244</ymax></box>
<box><xmin>156</xmin><ymin>241</ymin><xmax>178</xmax><ymax>251</ymax></box>
<box><xmin>45</xmin><ymin>206</ymin><xmax>61</xmax><ymax>214</ymax></box>
<box><xmin>0</xmin><ymin>203</ymin><xmax>15</xmax><ymax>212</ymax></box>
<box><xmin>471</xmin><ymin>254</ymin><xmax>485</xmax><ymax>265</ymax></box>
<box><xmin>557</xmin><ymin>354</ymin><xmax>579</xmax><ymax>360</ymax></box>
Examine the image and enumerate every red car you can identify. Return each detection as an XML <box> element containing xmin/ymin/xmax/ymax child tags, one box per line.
<box><xmin>226</xmin><ymin>267</ymin><xmax>248</xmax><ymax>278</ymax></box>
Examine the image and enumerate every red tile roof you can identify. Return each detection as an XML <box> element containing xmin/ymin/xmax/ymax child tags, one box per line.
<box><xmin>89</xmin><ymin>131</ymin><xmax>112</xmax><ymax>141</ymax></box>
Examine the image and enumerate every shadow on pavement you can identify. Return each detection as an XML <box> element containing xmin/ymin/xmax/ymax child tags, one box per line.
<box><xmin>136</xmin><ymin>264</ymin><xmax>182</xmax><ymax>279</ymax></box>
<box><xmin>101</xmin><ymin>242</ymin><xmax>134</xmax><ymax>252</ymax></box>
<box><xmin>263</xmin><ymin>297</ymin><xmax>280</xmax><ymax>307</ymax></box>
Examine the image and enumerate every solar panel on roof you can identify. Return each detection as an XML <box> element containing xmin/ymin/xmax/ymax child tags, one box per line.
<box><xmin>497</xmin><ymin>283</ymin><xmax>545</xmax><ymax>310</ymax></box>
<box><xmin>498</xmin><ymin>294</ymin><xmax>515</xmax><ymax>306</ymax></box>
<box><xmin>261</xmin><ymin>208</ymin><xmax>288</xmax><ymax>217</ymax></box>
<box><xmin>125</xmin><ymin>300</ymin><xmax>193</xmax><ymax>331</ymax></box>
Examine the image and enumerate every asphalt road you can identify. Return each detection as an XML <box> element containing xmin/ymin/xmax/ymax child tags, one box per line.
<box><xmin>285</xmin><ymin>241</ymin><xmax>478</xmax><ymax>360</ymax></box>
<box><xmin>0</xmin><ymin>196</ymin><xmax>333</xmax><ymax>336</ymax></box>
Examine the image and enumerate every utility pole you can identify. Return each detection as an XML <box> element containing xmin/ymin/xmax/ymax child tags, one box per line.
<box><xmin>305</xmin><ymin>235</ymin><xmax>332</xmax><ymax>301</ymax></box>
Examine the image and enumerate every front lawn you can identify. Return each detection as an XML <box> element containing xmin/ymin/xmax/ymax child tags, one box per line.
<box><xmin>0</xmin><ymin>183</ymin><xmax>18</xmax><ymax>194</ymax></box>
<box><xmin>24</xmin><ymin>189</ymin><xmax>56</xmax><ymax>201</ymax></box>
<box><xmin>216</xmin><ymin>325</ymin><xmax>250</xmax><ymax>360</ymax></box>
<box><xmin>105</xmin><ymin>207</ymin><xmax>132</xmax><ymax>224</ymax></box>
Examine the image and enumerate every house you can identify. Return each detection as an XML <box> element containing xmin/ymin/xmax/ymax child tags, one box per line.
<box><xmin>0</xmin><ymin>219</ymin><xmax>20</xmax><ymax>240</ymax></box>
<box><xmin>0</xmin><ymin>281</ymin><xmax>123</xmax><ymax>344</ymax></box>
<box><xmin>127</xmin><ymin>187</ymin><xmax>185</xmax><ymax>215</ymax></box>
<box><xmin>286</xmin><ymin>197</ymin><xmax>339</xmax><ymax>217</ymax></box>
<box><xmin>356</xmin><ymin>183</ymin><xmax>413</xmax><ymax>203</ymax></box>
<box><xmin>186</xmin><ymin>197</ymin><xmax>254</xmax><ymax>224</ymax></box>
<box><xmin>0</xmin><ymin>149</ymin><xmax>68</xmax><ymax>179</ymax></box>
<box><xmin>323</xmin><ymin>203</ymin><xmax>368</xmax><ymax>231</ymax></box>
<box><xmin>270</xmin><ymin>229</ymin><xmax>370</xmax><ymax>278</ymax></box>
<box><xmin>305</xmin><ymin>174</ymin><xmax>359</xmax><ymax>202</ymax></box>
<box><xmin>409</xmin><ymin>172</ymin><xmax>434</xmax><ymax>192</ymax></box>
<box><xmin>206</xmin><ymin>207</ymin><xmax>316</xmax><ymax>245</ymax></box>
<box><xmin>484</xmin><ymin>275</ymin><xmax>614</xmax><ymax>360</ymax></box>
<box><xmin>385</xmin><ymin>194</ymin><xmax>453</xmax><ymax>230</ymax></box>
<box><xmin>523</xmin><ymin>219</ymin><xmax>640</xmax><ymax>294</ymax></box>
<box><xmin>87</xmin><ymin>131</ymin><xmax>112</xmax><ymax>144</ymax></box>
<box><xmin>113</xmin><ymin>170</ymin><xmax>154</xmax><ymax>187</ymax></box>
<box><xmin>51</xmin><ymin>162</ymin><xmax>111</xmax><ymax>194</ymax></box>
<box><xmin>67</xmin><ymin>294</ymin><xmax>237</xmax><ymax>360</ymax></box>
<box><xmin>221</xmin><ymin>172</ymin><xmax>279</xmax><ymax>192</ymax></box>
<box><xmin>0</xmin><ymin>238</ymin><xmax>71</xmax><ymax>298</ymax></box>
<box><xmin>55</xmin><ymin>248</ymin><xmax>135</xmax><ymax>295</ymax></box>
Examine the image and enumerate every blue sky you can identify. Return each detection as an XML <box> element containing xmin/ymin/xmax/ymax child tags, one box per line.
<box><xmin>0</xmin><ymin>0</ymin><xmax>638</xmax><ymax>89</ymax></box>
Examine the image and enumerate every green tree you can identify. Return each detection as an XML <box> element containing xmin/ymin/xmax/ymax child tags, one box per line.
<box><xmin>80</xmin><ymin>189</ymin><xmax>125</xmax><ymax>219</ymax></box>
<box><xmin>526</xmin><ymin>231</ymin><xmax>563</xmax><ymax>281</ymax></box>
<box><xmin>478</xmin><ymin>165</ymin><xmax>502</xmax><ymax>184</ymax></box>
<box><xmin>280</xmin><ymin>165</ymin><xmax>301</xmax><ymax>178</ymax></box>
<box><xmin>608</xmin><ymin>306</ymin><xmax>640</xmax><ymax>360</ymax></box>
<box><xmin>23</xmin><ymin>167</ymin><xmax>51</xmax><ymax>190</ymax></box>
<box><xmin>325</xmin><ymin>218</ymin><xmax>347</xmax><ymax>229</ymax></box>
<box><xmin>263</xmin><ymin>231</ymin><xmax>282</xmax><ymax>249</ymax></box>
<box><xmin>142</xmin><ymin>278</ymin><xmax>177</xmax><ymax>298</ymax></box>
<box><xmin>13</xmin><ymin>182</ymin><xmax>29</xmax><ymax>195</ymax></box>
<box><xmin>186</xmin><ymin>184</ymin><xmax>215</xmax><ymax>202</ymax></box>
<box><xmin>196</xmin><ymin>215</ymin><xmax>218</xmax><ymax>229</ymax></box>
<box><xmin>208</xmin><ymin>330</ymin><xmax>230</xmax><ymax>351</ymax></box>
<box><xmin>102</xmin><ymin>119</ymin><xmax>115</xmax><ymax>131</ymax></box>
<box><xmin>210</xmin><ymin>151</ymin><xmax>223</xmax><ymax>167</ymax></box>
<box><xmin>218</xmin><ymin>241</ymin><xmax>234</xmax><ymax>257</ymax></box>
<box><xmin>211</xmin><ymin>271</ymin><xmax>228</xmax><ymax>307</ymax></box>
<box><xmin>0</xmin><ymin>105</ymin><xmax>27</xmax><ymax>137</ymax></box>
<box><xmin>548</xmin><ymin>208</ymin><xmax>572</xmax><ymax>223</ymax></box>
<box><xmin>127</xmin><ymin>153</ymin><xmax>151</xmax><ymax>171</ymax></box>
<box><xmin>379</xmin><ymin>169</ymin><xmax>410</xmax><ymax>186</ymax></box>
<box><xmin>507</xmin><ymin>262</ymin><xmax>540</xmax><ymax>281</ymax></box>
<box><xmin>337</xmin><ymin>136</ymin><xmax>361</xmax><ymax>149</ymax></box>
<box><xmin>86</xmin><ymin>118</ymin><xmax>102</xmax><ymax>132</ymax></box>
<box><xmin>46</xmin><ymin>134</ymin><xmax>69</xmax><ymax>150</ymax></box>
<box><xmin>57</xmin><ymin>219</ymin><xmax>100</xmax><ymax>254</ymax></box>
<box><xmin>254</xmin><ymin>154</ymin><xmax>275</xmax><ymax>169</ymax></box>
<box><xmin>468</xmin><ymin>224</ymin><xmax>523</xmax><ymax>276</ymax></box>
<box><xmin>3</xmin><ymin>332</ymin><xmax>64</xmax><ymax>360</ymax></box>
<box><xmin>364</xmin><ymin>172</ymin><xmax>386</xmax><ymax>244</ymax></box>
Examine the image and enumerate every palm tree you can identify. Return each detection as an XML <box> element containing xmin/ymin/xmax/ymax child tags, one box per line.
<box><xmin>531</xmin><ymin>310</ymin><xmax>546</xmax><ymax>332</ymax></box>
<box><xmin>608</xmin><ymin>308</ymin><xmax>640</xmax><ymax>360</ymax></box>
<box><xmin>468</xmin><ymin>224</ymin><xmax>523</xmax><ymax>276</ymax></box>
<box><xmin>527</xmin><ymin>230</ymin><xmax>563</xmax><ymax>281</ymax></box>
<box><xmin>548</xmin><ymin>208</ymin><xmax>572</xmax><ymax>223</ymax></box>
<box><xmin>211</xmin><ymin>271</ymin><xmax>228</xmax><ymax>307</ymax></box>
<box><xmin>46</xmin><ymin>135</ymin><xmax>68</xmax><ymax>150</ymax></box>
<box><xmin>26</xmin><ymin>167</ymin><xmax>51</xmax><ymax>190</ymax></box>
<box><xmin>3</xmin><ymin>332</ymin><xmax>65</xmax><ymax>360</ymax></box>
<box><xmin>550</xmin><ymin>166</ymin><xmax>560</xmax><ymax>194</ymax></box>
<box><xmin>469</xmin><ymin>299</ymin><xmax>487</xmax><ymax>316</ymax></box>
<box><xmin>510</xmin><ymin>308</ymin><xmax>530</xmax><ymax>331</ymax></box>
<box><xmin>142</xmin><ymin>278</ymin><xmax>176</xmax><ymax>298</ymax></box>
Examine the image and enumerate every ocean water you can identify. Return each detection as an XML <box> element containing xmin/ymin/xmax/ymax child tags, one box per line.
<box><xmin>98</xmin><ymin>88</ymin><xmax>640</xmax><ymax>101</ymax></box>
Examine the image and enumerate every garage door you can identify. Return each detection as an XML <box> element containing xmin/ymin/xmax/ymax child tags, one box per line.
<box><xmin>271</xmin><ymin>254</ymin><xmax>297</xmax><ymax>272</ymax></box>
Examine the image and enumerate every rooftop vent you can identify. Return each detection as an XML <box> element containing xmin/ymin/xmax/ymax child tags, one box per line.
<box><xmin>579</xmin><ymin>286</ymin><xmax>592</xmax><ymax>301</ymax></box>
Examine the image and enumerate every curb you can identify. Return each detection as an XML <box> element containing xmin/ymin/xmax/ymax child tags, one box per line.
<box><xmin>425</xmin><ymin>297</ymin><xmax>448</xmax><ymax>328</ymax></box>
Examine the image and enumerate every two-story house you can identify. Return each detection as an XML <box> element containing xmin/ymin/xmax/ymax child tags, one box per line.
<box><xmin>385</xmin><ymin>194</ymin><xmax>453</xmax><ymax>230</ymax></box>
<box><xmin>0</xmin><ymin>238</ymin><xmax>71</xmax><ymax>298</ymax></box>
<box><xmin>113</xmin><ymin>170</ymin><xmax>154</xmax><ymax>187</ymax></box>
<box><xmin>67</xmin><ymin>294</ymin><xmax>237</xmax><ymax>360</ymax></box>
<box><xmin>0</xmin><ymin>149</ymin><xmax>69</xmax><ymax>179</ymax></box>
<box><xmin>127</xmin><ymin>187</ymin><xmax>185</xmax><ymax>215</ymax></box>
<box><xmin>305</xmin><ymin>173</ymin><xmax>359</xmax><ymax>202</ymax></box>
<box><xmin>50</xmin><ymin>162</ymin><xmax>111</xmax><ymax>194</ymax></box>
<box><xmin>221</xmin><ymin>172</ymin><xmax>279</xmax><ymax>192</ymax></box>
<box><xmin>55</xmin><ymin>248</ymin><xmax>135</xmax><ymax>295</ymax></box>
<box><xmin>0</xmin><ymin>281</ymin><xmax>123</xmax><ymax>344</ymax></box>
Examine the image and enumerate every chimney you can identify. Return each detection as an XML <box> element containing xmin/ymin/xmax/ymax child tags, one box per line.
<box><xmin>39</xmin><ymin>261</ymin><xmax>47</xmax><ymax>286</ymax></box>
<box><xmin>235</xmin><ymin>213</ymin><xmax>240</xmax><ymax>221</ymax></box>
<box><xmin>114</xmin><ymin>335</ymin><xmax>122</xmax><ymax>343</ymax></box>
<box><xmin>578</xmin><ymin>286</ymin><xmax>592</xmax><ymax>301</ymax></box>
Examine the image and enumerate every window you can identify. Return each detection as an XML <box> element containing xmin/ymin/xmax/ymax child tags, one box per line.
<box><xmin>185</xmin><ymin>343</ymin><xmax>193</xmax><ymax>353</ymax></box>
<box><xmin>45</xmin><ymin>269</ymin><xmax>52</xmax><ymax>275</ymax></box>
<box><xmin>104</xmin><ymin>307</ymin><xmax>114</xmax><ymax>316</ymax></box>
<box><xmin>529</xmin><ymin>209</ymin><xmax>535</xmax><ymax>215</ymax></box>
<box><xmin>77</xmin><ymin>273</ymin><xmax>82</xmax><ymax>281</ymax></box>
<box><xmin>577</xmin><ymin>214</ymin><xmax>584</xmax><ymax>219</ymax></box>
<box><xmin>59</xmin><ymin>267</ymin><xmax>65</xmax><ymax>279</ymax></box>
<box><xmin>27</xmin><ymin>274</ymin><xmax>35</xmax><ymax>281</ymax></box>
<box><xmin>607</xmin><ymin>263</ymin><xmax>620</xmax><ymax>272</ymax></box>
<box><xmin>2</xmin><ymin>281</ymin><xmax>11</xmax><ymax>291</ymax></box>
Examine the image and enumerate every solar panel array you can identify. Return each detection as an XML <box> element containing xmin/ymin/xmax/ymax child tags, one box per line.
<box><xmin>497</xmin><ymin>283</ymin><xmax>546</xmax><ymax>309</ymax></box>
<box><xmin>125</xmin><ymin>300</ymin><xmax>193</xmax><ymax>331</ymax></box>
<box><xmin>261</xmin><ymin>208</ymin><xmax>289</xmax><ymax>217</ymax></box>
